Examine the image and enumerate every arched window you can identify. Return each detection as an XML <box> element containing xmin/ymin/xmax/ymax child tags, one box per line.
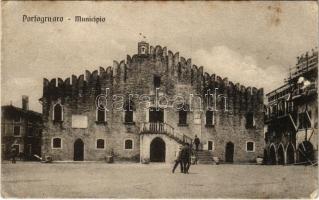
<box><xmin>124</xmin><ymin>101</ymin><xmax>134</xmax><ymax>124</ymax></box>
<box><xmin>96</xmin><ymin>139</ymin><xmax>105</xmax><ymax>149</ymax></box>
<box><xmin>96</xmin><ymin>108</ymin><xmax>106</xmax><ymax>123</ymax></box>
<box><xmin>124</xmin><ymin>139</ymin><xmax>133</xmax><ymax>150</ymax></box>
<box><xmin>53</xmin><ymin>103</ymin><xmax>63</xmax><ymax>122</ymax></box>
<box><xmin>52</xmin><ymin>138</ymin><xmax>62</xmax><ymax>149</ymax></box>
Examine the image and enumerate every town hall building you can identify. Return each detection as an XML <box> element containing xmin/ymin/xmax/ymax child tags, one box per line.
<box><xmin>41</xmin><ymin>41</ymin><xmax>264</xmax><ymax>163</ymax></box>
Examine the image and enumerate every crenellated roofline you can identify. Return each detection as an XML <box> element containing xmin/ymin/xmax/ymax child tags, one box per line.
<box><xmin>43</xmin><ymin>42</ymin><xmax>263</xmax><ymax>100</ymax></box>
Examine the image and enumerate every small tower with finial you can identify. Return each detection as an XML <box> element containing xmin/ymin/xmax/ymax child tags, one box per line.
<box><xmin>138</xmin><ymin>33</ymin><xmax>149</xmax><ymax>55</ymax></box>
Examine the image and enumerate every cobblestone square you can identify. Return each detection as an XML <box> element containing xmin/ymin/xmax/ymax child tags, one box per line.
<box><xmin>1</xmin><ymin>162</ymin><xmax>317</xmax><ymax>198</ymax></box>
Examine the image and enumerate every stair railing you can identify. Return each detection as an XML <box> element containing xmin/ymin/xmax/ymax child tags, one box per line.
<box><xmin>140</xmin><ymin>122</ymin><xmax>192</xmax><ymax>144</ymax></box>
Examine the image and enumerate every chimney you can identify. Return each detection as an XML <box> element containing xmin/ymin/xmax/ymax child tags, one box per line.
<box><xmin>22</xmin><ymin>95</ymin><xmax>29</xmax><ymax>110</ymax></box>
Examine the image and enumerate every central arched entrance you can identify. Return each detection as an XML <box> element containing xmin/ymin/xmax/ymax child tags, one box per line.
<box><xmin>150</xmin><ymin>137</ymin><xmax>166</xmax><ymax>162</ymax></box>
<box><xmin>74</xmin><ymin>139</ymin><xmax>84</xmax><ymax>161</ymax></box>
<box><xmin>225</xmin><ymin>142</ymin><xmax>234</xmax><ymax>163</ymax></box>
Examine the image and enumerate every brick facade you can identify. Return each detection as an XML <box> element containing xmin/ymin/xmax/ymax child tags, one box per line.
<box><xmin>41</xmin><ymin>41</ymin><xmax>264</xmax><ymax>163</ymax></box>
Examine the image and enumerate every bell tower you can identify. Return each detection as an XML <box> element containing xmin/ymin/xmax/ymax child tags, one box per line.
<box><xmin>138</xmin><ymin>41</ymin><xmax>149</xmax><ymax>55</ymax></box>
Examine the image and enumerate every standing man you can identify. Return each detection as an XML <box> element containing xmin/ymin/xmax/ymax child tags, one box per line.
<box><xmin>181</xmin><ymin>143</ymin><xmax>191</xmax><ymax>174</ymax></box>
<box><xmin>11</xmin><ymin>146</ymin><xmax>17</xmax><ymax>164</ymax></box>
<box><xmin>172</xmin><ymin>145</ymin><xmax>183</xmax><ymax>173</ymax></box>
<box><xmin>194</xmin><ymin>135</ymin><xmax>200</xmax><ymax>151</ymax></box>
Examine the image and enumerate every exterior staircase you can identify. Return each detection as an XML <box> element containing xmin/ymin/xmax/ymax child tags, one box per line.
<box><xmin>196</xmin><ymin>150</ymin><xmax>215</xmax><ymax>164</ymax></box>
<box><xmin>140</xmin><ymin>122</ymin><xmax>192</xmax><ymax>145</ymax></box>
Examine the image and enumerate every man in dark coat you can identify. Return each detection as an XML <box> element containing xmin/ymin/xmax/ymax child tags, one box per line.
<box><xmin>181</xmin><ymin>143</ymin><xmax>191</xmax><ymax>174</ymax></box>
<box><xmin>194</xmin><ymin>135</ymin><xmax>200</xmax><ymax>151</ymax></box>
<box><xmin>11</xmin><ymin>146</ymin><xmax>17</xmax><ymax>164</ymax></box>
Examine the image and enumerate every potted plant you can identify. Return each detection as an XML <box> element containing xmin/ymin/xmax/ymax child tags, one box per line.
<box><xmin>256</xmin><ymin>156</ymin><xmax>263</xmax><ymax>165</ymax></box>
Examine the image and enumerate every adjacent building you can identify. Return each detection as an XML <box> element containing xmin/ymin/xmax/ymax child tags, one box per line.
<box><xmin>41</xmin><ymin>41</ymin><xmax>264</xmax><ymax>163</ymax></box>
<box><xmin>1</xmin><ymin>96</ymin><xmax>42</xmax><ymax>160</ymax></box>
<box><xmin>265</xmin><ymin>49</ymin><xmax>318</xmax><ymax>165</ymax></box>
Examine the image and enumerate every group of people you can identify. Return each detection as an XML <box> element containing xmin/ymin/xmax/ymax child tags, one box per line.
<box><xmin>172</xmin><ymin>135</ymin><xmax>201</xmax><ymax>174</ymax></box>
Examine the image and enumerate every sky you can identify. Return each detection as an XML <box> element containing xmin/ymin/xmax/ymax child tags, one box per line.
<box><xmin>1</xmin><ymin>1</ymin><xmax>318</xmax><ymax>112</ymax></box>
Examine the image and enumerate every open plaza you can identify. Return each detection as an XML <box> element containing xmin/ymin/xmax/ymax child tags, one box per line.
<box><xmin>1</xmin><ymin>162</ymin><xmax>317</xmax><ymax>199</ymax></box>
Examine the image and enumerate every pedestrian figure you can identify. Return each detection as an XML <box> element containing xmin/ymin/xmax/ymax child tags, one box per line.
<box><xmin>194</xmin><ymin>135</ymin><xmax>200</xmax><ymax>151</ymax></box>
<box><xmin>181</xmin><ymin>143</ymin><xmax>191</xmax><ymax>174</ymax></box>
<box><xmin>191</xmin><ymin>148</ymin><xmax>198</xmax><ymax>165</ymax></box>
<box><xmin>172</xmin><ymin>145</ymin><xmax>183</xmax><ymax>173</ymax></box>
<box><xmin>11</xmin><ymin>146</ymin><xmax>17</xmax><ymax>164</ymax></box>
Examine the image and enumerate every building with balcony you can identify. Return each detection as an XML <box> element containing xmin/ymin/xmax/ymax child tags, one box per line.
<box><xmin>1</xmin><ymin>96</ymin><xmax>42</xmax><ymax>160</ymax></box>
<box><xmin>265</xmin><ymin>49</ymin><xmax>318</xmax><ymax>165</ymax></box>
<box><xmin>41</xmin><ymin>41</ymin><xmax>264</xmax><ymax>163</ymax></box>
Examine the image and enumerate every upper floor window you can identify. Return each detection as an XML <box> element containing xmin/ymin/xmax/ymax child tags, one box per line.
<box><xmin>13</xmin><ymin>126</ymin><xmax>21</xmax><ymax>136</ymax></box>
<box><xmin>96</xmin><ymin>139</ymin><xmax>105</xmax><ymax>149</ymax></box>
<box><xmin>246</xmin><ymin>141</ymin><xmax>255</xmax><ymax>152</ymax></box>
<box><xmin>206</xmin><ymin>110</ymin><xmax>215</xmax><ymax>127</ymax></box>
<box><xmin>96</xmin><ymin>108</ymin><xmax>106</xmax><ymax>123</ymax></box>
<box><xmin>124</xmin><ymin>101</ymin><xmax>134</xmax><ymax>124</ymax></box>
<box><xmin>27</xmin><ymin>127</ymin><xmax>34</xmax><ymax>137</ymax></box>
<box><xmin>154</xmin><ymin>75</ymin><xmax>161</xmax><ymax>88</ymax></box>
<box><xmin>178</xmin><ymin>110</ymin><xmax>188</xmax><ymax>125</ymax></box>
<box><xmin>52</xmin><ymin>138</ymin><xmax>62</xmax><ymax>149</ymax></box>
<box><xmin>53</xmin><ymin>103</ymin><xmax>63</xmax><ymax>122</ymax></box>
<box><xmin>245</xmin><ymin>112</ymin><xmax>255</xmax><ymax>129</ymax></box>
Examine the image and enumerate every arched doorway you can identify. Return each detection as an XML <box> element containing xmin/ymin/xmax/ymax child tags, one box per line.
<box><xmin>286</xmin><ymin>144</ymin><xmax>295</xmax><ymax>164</ymax></box>
<box><xmin>269</xmin><ymin>145</ymin><xmax>276</xmax><ymax>165</ymax></box>
<box><xmin>298</xmin><ymin>141</ymin><xmax>314</xmax><ymax>165</ymax></box>
<box><xmin>150</xmin><ymin>137</ymin><xmax>166</xmax><ymax>162</ymax></box>
<box><xmin>225</xmin><ymin>142</ymin><xmax>234</xmax><ymax>163</ymax></box>
<box><xmin>74</xmin><ymin>139</ymin><xmax>84</xmax><ymax>161</ymax></box>
<box><xmin>277</xmin><ymin>145</ymin><xmax>285</xmax><ymax>165</ymax></box>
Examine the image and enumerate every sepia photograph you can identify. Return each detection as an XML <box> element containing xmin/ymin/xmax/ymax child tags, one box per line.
<box><xmin>1</xmin><ymin>1</ymin><xmax>318</xmax><ymax>198</ymax></box>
